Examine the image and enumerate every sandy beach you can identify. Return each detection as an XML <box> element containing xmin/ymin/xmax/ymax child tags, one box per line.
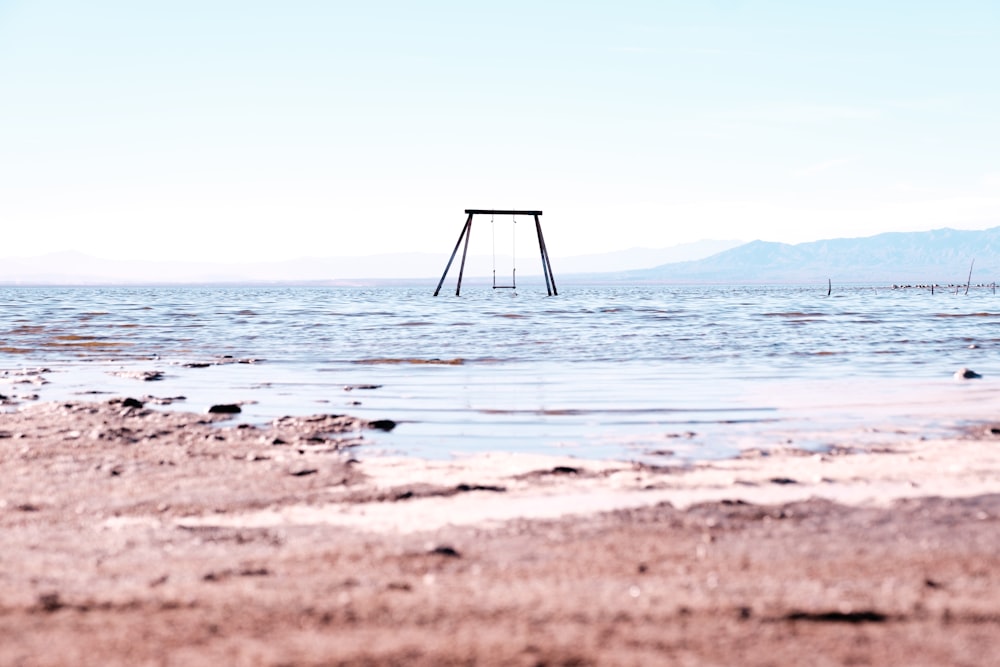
<box><xmin>1</xmin><ymin>397</ymin><xmax>999</xmax><ymax>666</ymax></box>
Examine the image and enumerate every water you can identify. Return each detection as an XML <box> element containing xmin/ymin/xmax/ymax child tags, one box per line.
<box><xmin>3</xmin><ymin>283</ymin><xmax>999</xmax><ymax>461</ymax></box>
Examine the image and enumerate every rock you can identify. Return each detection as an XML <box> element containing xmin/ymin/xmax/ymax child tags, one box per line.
<box><xmin>430</xmin><ymin>545</ymin><xmax>461</xmax><ymax>558</ymax></box>
<box><xmin>208</xmin><ymin>404</ymin><xmax>242</xmax><ymax>414</ymax></box>
<box><xmin>121</xmin><ymin>397</ymin><xmax>144</xmax><ymax>409</ymax></box>
<box><xmin>36</xmin><ymin>593</ymin><xmax>64</xmax><ymax>613</ymax></box>
<box><xmin>954</xmin><ymin>367</ymin><xmax>982</xmax><ymax>380</ymax></box>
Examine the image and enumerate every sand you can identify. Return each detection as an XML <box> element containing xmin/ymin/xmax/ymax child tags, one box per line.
<box><xmin>2</xmin><ymin>398</ymin><xmax>999</xmax><ymax>666</ymax></box>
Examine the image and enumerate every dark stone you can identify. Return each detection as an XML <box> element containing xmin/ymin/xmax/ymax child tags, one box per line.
<box><xmin>430</xmin><ymin>545</ymin><xmax>461</xmax><ymax>558</ymax></box>
<box><xmin>645</xmin><ymin>449</ymin><xmax>674</xmax><ymax>457</ymax></box>
<box><xmin>37</xmin><ymin>593</ymin><xmax>64</xmax><ymax>613</ymax></box>
<box><xmin>455</xmin><ymin>483</ymin><xmax>506</xmax><ymax>493</ymax></box>
<box><xmin>238</xmin><ymin>567</ymin><xmax>270</xmax><ymax>577</ymax></box>
<box><xmin>121</xmin><ymin>397</ymin><xmax>144</xmax><ymax>409</ymax></box>
<box><xmin>208</xmin><ymin>404</ymin><xmax>242</xmax><ymax>414</ymax></box>
<box><xmin>785</xmin><ymin>610</ymin><xmax>888</xmax><ymax>623</ymax></box>
<box><xmin>368</xmin><ymin>419</ymin><xmax>396</xmax><ymax>431</ymax></box>
<box><xmin>387</xmin><ymin>581</ymin><xmax>412</xmax><ymax>592</ymax></box>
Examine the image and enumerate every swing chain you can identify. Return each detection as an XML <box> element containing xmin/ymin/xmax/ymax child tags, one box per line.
<box><xmin>491</xmin><ymin>211</ymin><xmax>517</xmax><ymax>290</ymax></box>
<box><xmin>511</xmin><ymin>212</ymin><xmax>517</xmax><ymax>290</ymax></box>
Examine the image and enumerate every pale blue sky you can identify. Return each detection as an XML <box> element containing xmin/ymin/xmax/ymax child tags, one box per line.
<box><xmin>2</xmin><ymin>1</ymin><xmax>998</xmax><ymax>262</ymax></box>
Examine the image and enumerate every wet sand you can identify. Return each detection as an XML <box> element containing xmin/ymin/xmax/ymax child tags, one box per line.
<box><xmin>2</xmin><ymin>399</ymin><xmax>999</xmax><ymax>666</ymax></box>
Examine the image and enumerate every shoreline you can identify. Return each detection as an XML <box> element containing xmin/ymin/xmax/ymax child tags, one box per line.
<box><xmin>7</xmin><ymin>360</ymin><xmax>1000</xmax><ymax>465</ymax></box>
<box><xmin>2</xmin><ymin>399</ymin><xmax>1000</xmax><ymax>664</ymax></box>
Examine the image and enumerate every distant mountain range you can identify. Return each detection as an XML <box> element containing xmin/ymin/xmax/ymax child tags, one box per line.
<box><xmin>611</xmin><ymin>227</ymin><xmax>1000</xmax><ymax>285</ymax></box>
<box><xmin>2</xmin><ymin>228</ymin><xmax>999</xmax><ymax>285</ymax></box>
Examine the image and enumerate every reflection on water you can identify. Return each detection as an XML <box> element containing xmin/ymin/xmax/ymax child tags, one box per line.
<box><xmin>2</xmin><ymin>284</ymin><xmax>999</xmax><ymax>460</ymax></box>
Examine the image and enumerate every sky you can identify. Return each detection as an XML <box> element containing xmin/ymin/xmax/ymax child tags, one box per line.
<box><xmin>2</xmin><ymin>1</ymin><xmax>999</xmax><ymax>263</ymax></box>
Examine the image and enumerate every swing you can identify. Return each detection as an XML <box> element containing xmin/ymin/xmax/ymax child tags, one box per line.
<box><xmin>433</xmin><ymin>209</ymin><xmax>556</xmax><ymax>297</ymax></box>
<box><xmin>492</xmin><ymin>212</ymin><xmax>517</xmax><ymax>290</ymax></box>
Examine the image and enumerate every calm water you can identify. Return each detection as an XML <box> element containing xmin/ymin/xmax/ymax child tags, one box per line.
<box><xmin>3</xmin><ymin>283</ymin><xmax>999</xmax><ymax>461</ymax></box>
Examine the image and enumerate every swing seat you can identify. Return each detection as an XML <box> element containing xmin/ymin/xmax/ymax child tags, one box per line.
<box><xmin>493</xmin><ymin>285</ymin><xmax>516</xmax><ymax>289</ymax></box>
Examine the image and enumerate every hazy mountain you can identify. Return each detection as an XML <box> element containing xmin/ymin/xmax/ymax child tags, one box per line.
<box><xmin>616</xmin><ymin>227</ymin><xmax>1000</xmax><ymax>284</ymax></box>
<box><xmin>7</xmin><ymin>229</ymin><xmax>996</xmax><ymax>285</ymax></box>
<box><xmin>551</xmin><ymin>240</ymin><xmax>743</xmax><ymax>274</ymax></box>
<box><xmin>0</xmin><ymin>240</ymin><xmax>739</xmax><ymax>285</ymax></box>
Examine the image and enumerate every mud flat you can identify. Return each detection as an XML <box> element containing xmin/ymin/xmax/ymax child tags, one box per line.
<box><xmin>2</xmin><ymin>399</ymin><xmax>1000</xmax><ymax>666</ymax></box>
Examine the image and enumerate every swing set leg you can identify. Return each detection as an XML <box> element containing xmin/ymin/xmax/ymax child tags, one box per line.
<box><xmin>534</xmin><ymin>214</ymin><xmax>557</xmax><ymax>296</ymax></box>
<box><xmin>433</xmin><ymin>214</ymin><xmax>473</xmax><ymax>296</ymax></box>
<box><xmin>455</xmin><ymin>215</ymin><xmax>473</xmax><ymax>296</ymax></box>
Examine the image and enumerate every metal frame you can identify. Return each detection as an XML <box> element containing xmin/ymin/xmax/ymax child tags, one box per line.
<box><xmin>433</xmin><ymin>210</ymin><xmax>558</xmax><ymax>297</ymax></box>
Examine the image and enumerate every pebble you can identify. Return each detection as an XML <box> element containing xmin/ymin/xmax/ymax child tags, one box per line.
<box><xmin>207</xmin><ymin>404</ymin><xmax>242</xmax><ymax>414</ymax></box>
<box><xmin>429</xmin><ymin>545</ymin><xmax>461</xmax><ymax>558</ymax></box>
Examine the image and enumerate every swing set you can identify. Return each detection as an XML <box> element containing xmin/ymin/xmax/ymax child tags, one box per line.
<box><xmin>433</xmin><ymin>209</ymin><xmax>558</xmax><ymax>297</ymax></box>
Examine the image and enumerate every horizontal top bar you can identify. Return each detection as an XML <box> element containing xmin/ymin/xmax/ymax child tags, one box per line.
<box><xmin>465</xmin><ymin>209</ymin><xmax>542</xmax><ymax>216</ymax></box>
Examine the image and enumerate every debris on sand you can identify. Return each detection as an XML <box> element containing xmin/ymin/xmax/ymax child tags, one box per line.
<box><xmin>110</xmin><ymin>370</ymin><xmax>164</xmax><ymax>382</ymax></box>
